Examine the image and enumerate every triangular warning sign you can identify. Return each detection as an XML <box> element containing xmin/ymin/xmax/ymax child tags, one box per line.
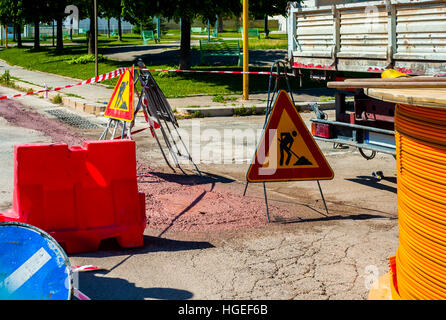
<box><xmin>246</xmin><ymin>90</ymin><xmax>334</xmax><ymax>182</ymax></box>
<box><xmin>104</xmin><ymin>65</ymin><xmax>134</xmax><ymax>122</ymax></box>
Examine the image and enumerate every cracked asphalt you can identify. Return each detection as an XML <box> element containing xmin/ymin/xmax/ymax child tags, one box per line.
<box><xmin>0</xmin><ymin>89</ymin><xmax>399</xmax><ymax>300</ymax></box>
<box><xmin>67</xmin><ymin>111</ymin><xmax>398</xmax><ymax>300</ymax></box>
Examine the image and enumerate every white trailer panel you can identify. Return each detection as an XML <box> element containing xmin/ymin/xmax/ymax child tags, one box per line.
<box><xmin>288</xmin><ymin>0</ymin><xmax>446</xmax><ymax>75</ymax></box>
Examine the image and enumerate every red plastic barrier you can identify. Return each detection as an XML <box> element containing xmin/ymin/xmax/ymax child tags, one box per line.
<box><xmin>0</xmin><ymin>140</ymin><xmax>146</xmax><ymax>254</ymax></box>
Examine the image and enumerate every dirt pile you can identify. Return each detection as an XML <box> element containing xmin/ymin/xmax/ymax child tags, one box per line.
<box><xmin>137</xmin><ymin>166</ymin><xmax>294</xmax><ymax>234</ymax></box>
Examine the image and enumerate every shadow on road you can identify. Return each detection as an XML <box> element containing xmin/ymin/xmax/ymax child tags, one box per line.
<box><xmin>76</xmin><ymin>272</ymin><xmax>194</xmax><ymax>300</ymax></box>
<box><xmin>274</xmin><ymin>213</ymin><xmax>396</xmax><ymax>225</ymax></box>
<box><xmin>70</xmin><ymin>235</ymin><xmax>214</xmax><ymax>259</ymax></box>
<box><xmin>346</xmin><ymin>175</ymin><xmax>397</xmax><ymax>194</ymax></box>
<box><xmin>146</xmin><ymin>170</ymin><xmax>235</xmax><ymax>186</ymax></box>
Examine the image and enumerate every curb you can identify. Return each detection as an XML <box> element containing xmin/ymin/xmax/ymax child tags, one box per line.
<box><xmin>178</xmin><ymin>101</ymin><xmax>336</xmax><ymax>117</ymax></box>
<box><xmin>8</xmin><ymin>79</ymin><xmax>338</xmax><ymax>119</ymax></box>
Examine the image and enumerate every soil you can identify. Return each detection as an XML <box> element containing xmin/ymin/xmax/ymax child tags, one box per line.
<box><xmin>0</xmin><ymin>100</ymin><xmax>295</xmax><ymax>235</ymax></box>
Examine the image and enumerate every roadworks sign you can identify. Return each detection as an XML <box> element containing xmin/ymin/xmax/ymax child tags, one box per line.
<box><xmin>246</xmin><ymin>90</ymin><xmax>334</xmax><ymax>182</ymax></box>
<box><xmin>105</xmin><ymin>65</ymin><xmax>134</xmax><ymax>122</ymax></box>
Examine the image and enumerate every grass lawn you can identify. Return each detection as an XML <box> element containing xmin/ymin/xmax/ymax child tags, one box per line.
<box><xmin>0</xmin><ymin>35</ymin><xmax>303</xmax><ymax>98</ymax></box>
<box><xmin>11</xmin><ymin>31</ymin><xmax>287</xmax><ymax>49</ymax></box>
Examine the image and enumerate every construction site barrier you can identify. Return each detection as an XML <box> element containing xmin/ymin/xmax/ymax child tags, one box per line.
<box><xmin>390</xmin><ymin>103</ymin><xmax>446</xmax><ymax>299</ymax></box>
<box><xmin>0</xmin><ymin>140</ymin><xmax>146</xmax><ymax>254</ymax></box>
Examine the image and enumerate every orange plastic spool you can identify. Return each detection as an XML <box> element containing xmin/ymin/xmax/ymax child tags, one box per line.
<box><xmin>392</xmin><ymin>103</ymin><xmax>446</xmax><ymax>299</ymax></box>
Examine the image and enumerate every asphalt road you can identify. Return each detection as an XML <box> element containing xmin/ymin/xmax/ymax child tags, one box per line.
<box><xmin>0</xmin><ymin>88</ymin><xmax>399</xmax><ymax>300</ymax></box>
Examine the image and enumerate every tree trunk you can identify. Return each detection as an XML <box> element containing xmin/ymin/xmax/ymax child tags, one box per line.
<box><xmin>56</xmin><ymin>16</ymin><xmax>63</xmax><ymax>50</ymax></box>
<box><xmin>118</xmin><ymin>16</ymin><xmax>122</xmax><ymax>41</ymax></box>
<box><xmin>88</xmin><ymin>14</ymin><xmax>95</xmax><ymax>55</ymax></box>
<box><xmin>107</xmin><ymin>19</ymin><xmax>110</xmax><ymax>38</ymax></box>
<box><xmin>34</xmin><ymin>20</ymin><xmax>40</xmax><ymax>49</ymax></box>
<box><xmin>16</xmin><ymin>23</ymin><xmax>22</xmax><ymax>48</ymax></box>
<box><xmin>179</xmin><ymin>17</ymin><xmax>191</xmax><ymax>70</ymax></box>
<box><xmin>218</xmin><ymin>16</ymin><xmax>223</xmax><ymax>32</ymax></box>
<box><xmin>264</xmin><ymin>15</ymin><xmax>269</xmax><ymax>37</ymax></box>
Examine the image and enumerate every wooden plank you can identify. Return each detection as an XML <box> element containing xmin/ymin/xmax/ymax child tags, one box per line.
<box><xmin>365</xmin><ymin>87</ymin><xmax>446</xmax><ymax>109</ymax></box>
<box><xmin>344</xmin><ymin>76</ymin><xmax>446</xmax><ymax>82</ymax></box>
<box><xmin>327</xmin><ymin>81</ymin><xmax>446</xmax><ymax>89</ymax></box>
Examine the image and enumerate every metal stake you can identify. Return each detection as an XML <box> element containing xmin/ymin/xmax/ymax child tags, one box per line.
<box><xmin>99</xmin><ymin>118</ymin><xmax>112</xmax><ymax>140</ymax></box>
<box><xmin>263</xmin><ymin>182</ymin><xmax>270</xmax><ymax>223</ymax></box>
<box><xmin>243</xmin><ymin>182</ymin><xmax>249</xmax><ymax>196</ymax></box>
<box><xmin>317</xmin><ymin>180</ymin><xmax>329</xmax><ymax>215</ymax></box>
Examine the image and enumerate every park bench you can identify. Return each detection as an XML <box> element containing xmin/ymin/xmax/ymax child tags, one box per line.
<box><xmin>142</xmin><ymin>30</ymin><xmax>158</xmax><ymax>44</ymax></box>
<box><xmin>199</xmin><ymin>39</ymin><xmax>242</xmax><ymax>66</ymax></box>
<box><xmin>191</xmin><ymin>27</ymin><xmax>206</xmax><ymax>34</ymax></box>
<box><xmin>238</xmin><ymin>27</ymin><xmax>261</xmax><ymax>39</ymax></box>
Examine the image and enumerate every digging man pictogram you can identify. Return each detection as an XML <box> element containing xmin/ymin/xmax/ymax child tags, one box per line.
<box><xmin>113</xmin><ymin>80</ymin><xmax>128</xmax><ymax>110</ymax></box>
<box><xmin>278</xmin><ymin>130</ymin><xmax>313</xmax><ymax>166</ymax></box>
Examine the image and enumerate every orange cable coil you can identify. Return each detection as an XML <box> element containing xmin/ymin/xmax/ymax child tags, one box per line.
<box><xmin>392</xmin><ymin>103</ymin><xmax>446</xmax><ymax>299</ymax></box>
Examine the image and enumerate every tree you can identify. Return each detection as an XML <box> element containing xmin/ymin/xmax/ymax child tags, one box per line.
<box><xmin>0</xmin><ymin>0</ymin><xmax>24</xmax><ymax>48</ymax></box>
<box><xmin>71</xmin><ymin>0</ymin><xmax>99</xmax><ymax>54</ymax></box>
<box><xmin>101</xmin><ymin>0</ymin><xmax>123</xmax><ymax>41</ymax></box>
<box><xmin>21</xmin><ymin>0</ymin><xmax>53</xmax><ymax>49</ymax></box>
<box><xmin>49</xmin><ymin>0</ymin><xmax>70</xmax><ymax>50</ymax></box>
<box><xmin>250</xmin><ymin>0</ymin><xmax>289</xmax><ymax>37</ymax></box>
<box><xmin>122</xmin><ymin>0</ymin><xmax>241</xmax><ymax>69</ymax></box>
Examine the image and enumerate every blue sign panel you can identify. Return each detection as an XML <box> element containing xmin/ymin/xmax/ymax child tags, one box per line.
<box><xmin>0</xmin><ymin>222</ymin><xmax>72</xmax><ymax>300</ymax></box>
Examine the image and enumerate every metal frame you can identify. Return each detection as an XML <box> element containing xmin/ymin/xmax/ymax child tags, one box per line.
<box><xmin>99</xmin><ymin>61</ymin><xmax>201</xmax><ymax>177</ymax></box>
<box><xmin>244</xmin><ymin>61</ymin><xmax>330</xmax><ymax>221</ymax></box>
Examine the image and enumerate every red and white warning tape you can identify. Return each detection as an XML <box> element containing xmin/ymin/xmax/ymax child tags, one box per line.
<box><xmin>72</xmin><ymin>265</ymin><xmax>102</xmax><ymax>272</ymax></box>
<box><xmin>0</xmin><ymin>66</ymin><xmax>292</xmax><ymax>102</ymax></box>
<box><xmin>136</xmin><ymin>68</ymin><xmax>294</xmax><ymax>76</ymax></box>
<box><xmin>0</xmin><ymin>68</ymin><xmax>126</xmax><ymax>101</ymax></box>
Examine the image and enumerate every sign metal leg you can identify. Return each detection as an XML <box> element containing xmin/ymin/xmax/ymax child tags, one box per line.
<box><xmin>263</xmin><ymin>182</ymin><xmax>270</xmax><ymax>223</ymax></box>
<box><xmin>317</xmin><ymin>180</ymin><xmax>329</xmax><ymax>215</ymax></box>
<box><xmin>243</xmin><ymin>182</ymin><xmax>249</xmax><ymax>196</ymax></box>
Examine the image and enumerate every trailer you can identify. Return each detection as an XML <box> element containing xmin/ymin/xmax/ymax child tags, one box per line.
<box><xmin>288</xmin><ymin>0</ymin><xmax>446</xmax><ymax>76</ymax></box>
<box><xmin>286</xmin><ymin>0</ymin><xmax>446</xmax><ymax>162</ymax></box>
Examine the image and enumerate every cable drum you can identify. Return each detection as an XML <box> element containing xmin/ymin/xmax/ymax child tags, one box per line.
<box><xmin>392</xmin><ymin>103</ymin><xmax>446</xmax><ymax>299</ymax></box>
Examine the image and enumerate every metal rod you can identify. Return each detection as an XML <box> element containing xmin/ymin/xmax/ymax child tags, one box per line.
<box><xmin>121</xmin><ymin>121</ymin><xmax>127</xmax><ymax>139</ymax></box>
<box><xmin>111</xmin><ymin>120</ymin><xmax>119</xmax><ymax>139</ymax></box>
<box><xmin>99</xmin><ymin>118</ymin><xmax>112</xmax><ymax>140</ymax></box>
<box><xmin>317</xmin><ymin>180</ymin><xmax>329</xmax><ymax>215</ymax></box>
<box><xmin>94</xmin><ymin>0</ymin><xmax>98</xmax><ymax>77</ymax></box>
<box><xmin>243</xmin><ymin>182</ymin><xmax>249</xmax><ymax>196</ymax></box>
<box><xmin>263</xmin><ymin>182</ymin><xmax>270</xmax><ymax>222</ymax></box>
<box><xmin>243</xmin><ymin>0</ymin><xmax>249</xmax><ymax>100</ymax></box>
<box><xmin>172</xmin><ymin>124</ymin><xmax>202</xmax><ymax>177</ymax></box>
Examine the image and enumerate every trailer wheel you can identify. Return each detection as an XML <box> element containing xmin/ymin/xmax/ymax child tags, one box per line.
<box><xmin>358</xmin><ymin>148</ymin><xmax>376</xmax><ymax>160</ymax></box>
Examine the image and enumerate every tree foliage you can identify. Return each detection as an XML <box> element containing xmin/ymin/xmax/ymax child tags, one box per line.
<box><xmin>250</xmin><ymin>0</ymin><xmax>289</xmax><ymax>19</ymax></box>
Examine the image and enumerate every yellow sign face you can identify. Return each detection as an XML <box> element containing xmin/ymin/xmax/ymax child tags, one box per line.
<box><xmin>104</xmin><ymin>66</ymin><xmax>134</xmax><ymax>122</ymax></box>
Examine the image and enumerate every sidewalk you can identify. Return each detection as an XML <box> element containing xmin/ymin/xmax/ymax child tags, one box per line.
<box><xmin>0</xmin><ymin>58</ymin><xmax>112</xmax><ymax>115</ymax></box>
<box><xmin>0</xmin><ymin>58</ymin><xmax>338</xmax><ymax>118</ymax></box>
